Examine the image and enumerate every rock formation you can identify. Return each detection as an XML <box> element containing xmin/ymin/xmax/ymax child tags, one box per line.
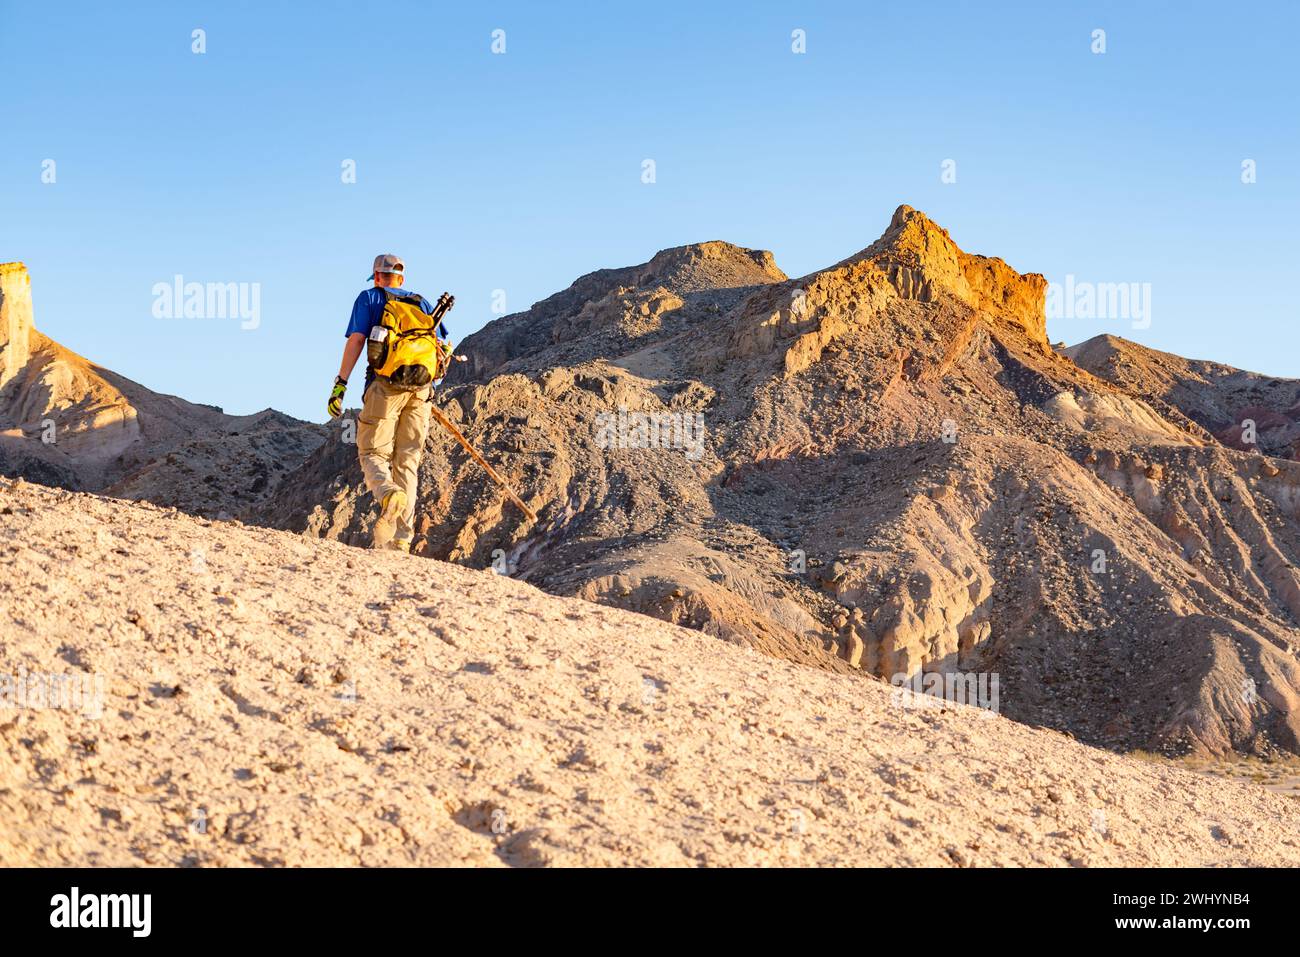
<box><xmin>0</xmin><ymin>263</ymin><xmax>33</xmax><ymax>389</ymax></box>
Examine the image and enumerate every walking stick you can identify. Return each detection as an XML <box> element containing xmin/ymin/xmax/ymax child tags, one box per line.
<box><xmin>427</xmin><ymin>399</ymin><xmax>538</xmax><ymax>523</ymax></box>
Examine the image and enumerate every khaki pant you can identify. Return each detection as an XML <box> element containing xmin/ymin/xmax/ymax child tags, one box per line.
<box><xmin>356</xmin><ymin>377</ymin><xmax>432</xmax><ymax>544</ymax></box>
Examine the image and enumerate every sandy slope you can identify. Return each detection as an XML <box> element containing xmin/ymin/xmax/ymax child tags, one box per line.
<box><xmin>1</xmin><ymin>477</ymin><xmax>1298</xmax><ymax>867</ymax></box>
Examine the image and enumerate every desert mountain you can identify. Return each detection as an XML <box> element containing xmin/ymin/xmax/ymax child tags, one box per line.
<box><xmin>258</xmin><ymin>206</ymin><xmax>1300</xmax><ymax>758</ymax></box>
<box><xmin>1065</xmin><ymin>334</ymin><xmax>1300</xmax><ymax>460</ymax></box>
<box><xmin>0</xmin><ymin>262</ymin><xmax>323</xmax><ymax>515</ymax></box>
<box><xmin>4</xmin><ymin>476</ymin><xmax>1299</xmax><ymax>866</ymax></box>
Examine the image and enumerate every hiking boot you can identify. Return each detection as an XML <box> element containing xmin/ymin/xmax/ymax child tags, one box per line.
<box><xmin>372</xmin><ymin>489</ymin><xmax>407</xmax><ymax>548</ymax></box>
<box><xmin>385</xmin><ymin>538</ymin><xmax>412</xmax><ymax>553</ymax></box>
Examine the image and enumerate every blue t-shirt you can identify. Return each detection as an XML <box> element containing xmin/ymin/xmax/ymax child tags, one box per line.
<box><xmin>345</xmin><ymin>287</ymin><xmax>448</xmax><ymax>390</ymax></box>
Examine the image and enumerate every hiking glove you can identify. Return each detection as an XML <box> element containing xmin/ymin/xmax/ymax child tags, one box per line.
<box><xmin>327</xmin><ymin>376</ymin><xmax>347</xmax><ymax>419</ymax></box>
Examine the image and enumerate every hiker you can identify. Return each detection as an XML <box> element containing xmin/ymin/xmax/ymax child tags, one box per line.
<box><xmin>328</xmin><ymin>254</ymin><xmax>454</xmax><ymax>551</ymax></box>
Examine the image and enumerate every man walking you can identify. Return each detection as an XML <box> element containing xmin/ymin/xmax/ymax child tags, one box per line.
<box><xmin>328</xmin><ymin>254</ymin><xmax>453</xmax><ymax>551</ymax></box>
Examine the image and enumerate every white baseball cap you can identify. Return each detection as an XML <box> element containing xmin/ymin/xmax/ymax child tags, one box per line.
<box><xmin>367</xmin><ymin>253</ymin><xmax>405</xmax><ymax>281</ymax></box>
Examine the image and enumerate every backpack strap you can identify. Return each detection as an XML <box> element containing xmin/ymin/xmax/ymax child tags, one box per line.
<box><xmin>379</xmin><ymin>287</ymin><xmax>425</xmax><ymax>305</ymax></box>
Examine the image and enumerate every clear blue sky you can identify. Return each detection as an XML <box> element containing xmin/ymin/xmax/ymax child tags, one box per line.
<box><xmin>1</xmin><ymin>1</ymin><xmax>1296</xmax><ymax>421</ymax></box>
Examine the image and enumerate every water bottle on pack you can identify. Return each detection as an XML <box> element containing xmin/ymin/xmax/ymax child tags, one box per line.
<box><xmin>366</xmin><ymin>325</ymin><xmax>390</xmax><ymax>367</ymax></box>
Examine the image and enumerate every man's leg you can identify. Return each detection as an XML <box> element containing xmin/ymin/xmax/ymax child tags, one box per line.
<box><xmin>389</xmin><ymin>386</ymin><xmax>433</xmax><ymax>545</ymax></box>
<box><xmin>355</xmin><ymin>378</ymin><xmax>406</xmax><ymax>512</ymax></box>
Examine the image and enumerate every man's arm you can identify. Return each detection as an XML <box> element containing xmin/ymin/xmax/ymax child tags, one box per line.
<box><xmin>338</xmin><ymin>333</ymin><xmax>366</xmax><ymax>381</ymax></box>
<box><xmin>329</xmin><ymin>291</ymin><xmax>374</xmax><ymax>419</ymax></box>
<box><xmin>328</xmin><ymin>333</ymin><xmax>365</xmax><ymax>419</ymax></box>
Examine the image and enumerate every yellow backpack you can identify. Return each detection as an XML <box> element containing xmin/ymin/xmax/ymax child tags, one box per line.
<box><xmin>367</xmin><ymin>291</ymin><xmax>454</xmax><ymax>389</ymax></box>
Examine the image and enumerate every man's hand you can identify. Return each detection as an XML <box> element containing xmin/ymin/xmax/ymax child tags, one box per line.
<box><xmin>327</xmin><ymin>376</ymin><xmax>347</xmax><ymax>419</ymax></box>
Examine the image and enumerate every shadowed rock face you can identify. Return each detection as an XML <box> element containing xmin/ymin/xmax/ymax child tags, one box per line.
<box><xmin>256</xmin><ymin>205</ymin><xmax>1300</xmax><ymax>759</ymax></box>
<box><xmin>0</xmin><ymin>262</ymin><xmax>325</xmax><ymax>514</ymax></box>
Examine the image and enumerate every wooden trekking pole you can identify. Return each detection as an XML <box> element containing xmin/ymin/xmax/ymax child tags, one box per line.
<box><xmin>427</xmin><ymin>400</ymin><xmax>538</xmax><ymax>523</ymax></box>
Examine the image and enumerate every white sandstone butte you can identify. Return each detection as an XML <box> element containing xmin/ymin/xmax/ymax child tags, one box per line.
<box><xmin>0</xmin><ymin>262</ymin><xmax>34</xmax><ymax>389</ymax></box>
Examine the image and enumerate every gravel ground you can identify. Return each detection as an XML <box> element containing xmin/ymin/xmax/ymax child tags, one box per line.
<box><xmin>2</xmin><ymin>477</ymin><xmax>1299</xmax><ymax>867</ymax></box>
